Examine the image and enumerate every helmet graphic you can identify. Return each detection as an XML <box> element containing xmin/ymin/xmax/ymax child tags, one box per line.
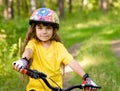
<box><xmin>29</xmin><ymin>8</ymin><xmax>59</xmax><ymax>29</ymax></box>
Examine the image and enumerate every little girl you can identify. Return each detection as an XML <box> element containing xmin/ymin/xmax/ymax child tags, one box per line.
<box><xmin>13</xmin><ymin>8</ymin><xmax>98</xmax><ymax>91</ymax></box>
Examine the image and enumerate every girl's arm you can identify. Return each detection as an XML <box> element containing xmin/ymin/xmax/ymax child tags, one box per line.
<box><xmin>68</xmin><ymin>59</ymin><xmax>98</xmax><ymax>91</ymax></box>
<box><xmin>22</xmin><ymin>48</ymin><xmax>33</xmax><ymax>60</ymax></box>
<box><xmin>68</xmin><ymin>59</ymin><xmax>85</xmax><ymax>77</ymax></box>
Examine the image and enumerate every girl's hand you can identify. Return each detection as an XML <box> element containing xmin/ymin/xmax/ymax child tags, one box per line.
<box><xmin>82</xmin><ymin>73</ymin><xmax>98</xmax><ymax>91</ymax></box>
<box><xmin>12</xmin><ymin>58</ymin><xmax>28</xmax><ymax>72</ymax></box>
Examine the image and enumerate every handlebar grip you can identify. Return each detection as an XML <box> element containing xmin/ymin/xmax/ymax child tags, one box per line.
<box><xmin>83</xmin><ymin>84</ymin><xmax>101</xmax><ymax>89</ymax></box>
<box><xmin>22</xmin><ymin>69</ymin><xmax>39</xmax><ymax>79</ymax></box>
<box><xmin>22</xmin><ymin>69</ymin><xmax>47</xmax><ymax>79</ymax></box>
<box><xmin>22</xmin><ymin>69</ymin><xmax>27</xmax><ymax>74</ymax></box>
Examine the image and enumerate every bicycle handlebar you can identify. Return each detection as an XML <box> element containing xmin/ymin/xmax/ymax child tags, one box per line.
<box><xmin>23</xmin><ymin>69</ymin><xmax>61</xmax><ymax>90</ymax></box>
<box><xmin>22</xmin><ymin>68</ymin><xmax>101</xmax><ymax>91</ymax></box>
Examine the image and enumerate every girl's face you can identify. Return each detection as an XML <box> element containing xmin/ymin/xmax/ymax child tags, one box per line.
<box><xmin>35</xmin><ymin>24</ymin><xmax>53</xmax><ymax>42</ymax></box>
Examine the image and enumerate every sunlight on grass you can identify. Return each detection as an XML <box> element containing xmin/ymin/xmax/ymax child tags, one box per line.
<box><xmin>100</xmin><ymin>26</ymin><xmax>116</xmax><ymax>35</ymax></box>
<box><xmin>76</xmin><ymin>21</ymin><xmax>101</xmax><ymax>29</ymax></box>
<box><xmin>79</xmin><ymin>56</ymin><xmax>100</xmax><ymax>68</ymax></box>
<box><xmin>0</xmin><ymin>34</ymin><xmax>6</xmax><ymax>40</ymax></box>
<box><xmin>74</xmin><ymin>12</ymin><xmax>115</xmax><ymax>30</ymax></box>
<box><xmin>75</xmin><ymin>23</ymin><xmax>89</xmax><ymax>28</ymax></box>
<box><xmin>0</xmin><ymin>29</ymin><xmax>6</xmax><ymax>40</ymax></box>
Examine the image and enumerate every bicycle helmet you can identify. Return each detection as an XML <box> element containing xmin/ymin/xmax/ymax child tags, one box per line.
<box><xmin>29</xmin><ymin>8</ymin><xmax>59</xmax><ymax>29</ymax></box>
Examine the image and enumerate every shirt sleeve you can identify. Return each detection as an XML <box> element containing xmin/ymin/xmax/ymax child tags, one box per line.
<box><xmin>58</xmin><ymin>43</ymin><xmax>74</xmax><ymax>65</ymax></box>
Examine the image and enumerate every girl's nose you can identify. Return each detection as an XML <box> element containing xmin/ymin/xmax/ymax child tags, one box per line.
<box><xmin>42</xmin><ymin>29</ymin><xmax>47</xmax><ymax>33</ymax></box>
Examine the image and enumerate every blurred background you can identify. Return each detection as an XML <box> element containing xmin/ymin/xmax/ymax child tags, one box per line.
<box><xmin>0</xmin><ymin>0</ymin><xmax>120</xmax><ymax>91</ymax></box>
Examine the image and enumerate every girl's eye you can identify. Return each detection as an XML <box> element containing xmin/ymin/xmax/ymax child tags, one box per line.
<box><xmin>36</xmin><ymin>25</ymin><xmax>53</xmax><ymax>30</ymax></box>
<box><xmin>38</xmin><ymin>27</ymin><xmax>42</xmax><ymax>29</ymax></box>
<box><xmin>46</xmin><ymin>26</ymin><xmax>53</xmax><ymax>29</ymax></box>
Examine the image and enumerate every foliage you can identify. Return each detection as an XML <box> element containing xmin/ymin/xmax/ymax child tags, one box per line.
<box><xmin>0</xmin><ymin>18</ymin><xmax>28</xmax><ymax>90</ymax></box>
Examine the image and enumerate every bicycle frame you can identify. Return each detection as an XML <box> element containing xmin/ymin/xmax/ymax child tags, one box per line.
<box><xmin>22</xmin><ymin>68</ymin><xmax>101</xmax><ymax>91</ymax></box>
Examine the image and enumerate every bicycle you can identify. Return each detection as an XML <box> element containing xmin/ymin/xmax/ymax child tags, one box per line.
<box><xmin>21</xmin><ymin>68</ymin><xmax>101</xmax><ymax>91</ymax></box>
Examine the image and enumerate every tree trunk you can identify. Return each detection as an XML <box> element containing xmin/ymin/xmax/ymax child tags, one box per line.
<box><xmin>83</xmin><ymin>0</ymin><xmax>88</xmax><ymax>9</ymax></box>
<box><xmin>98</xmin><ymin>0</ymin><xmax>103</xmax><ymax>10</ymax></box>
<box><xmin>4</xmin><ymin>0</ymin><xmax>14</xmax><ymax>20</ymax></box>
<box><xmin>109</xmin><ymin>0</ymin><xmax>113</xmax><ymax>5</ymax></box>
<box><xmin>98</xmin><ymin>0</ymin><xmax>108</xmax><ymax>13</ymax></box>
<box><xmin>4</xmin><ymin>0</ymin><xmax>9</xmax><ymax>20</ymax></box>
<box><xmin>109</xmin><ymin>0</ymin><xmax>113</xmax><ymax>9</ymax></box>
<box><xmin>0</xmin><ymin>0</ymin><xmax>2</xmax><ymax>5</ymax></box>
<box><xmin>79</xmin><ymin>0</ymin><xmax>88</xmax><ymax>10</ymax></box>
<box><xmin>68</xmin><ymin>0</ymin><xmax>72</xmax><ymax>13</ymax></box>
<box><xmin>30</xmin><ymin>0</ymin><xmax>36</xmax><ymax>13</ymax></box>
<box><xmin>4</xmin><ymin>0</ymin><xmax>8</xmax><ymax>19</ymax></box>
<box><xmin>16</xmin><ymin>0</ymin><xmax>20</xmax><ymax>16</ymax></box>
<box><xmin>102</xmin><ymin>0</ymin><xmax>108</xmax><ymax>12</ymax></box>
<box><xmin>79</xmin><ymin>0</ymin><xmax>83</xmax><ymax>9</ymax></box>
<box><xmin>9</xmin><ymin>0</ymin><xmax>14</xmax><ymax>18</ymax></box>
<box><xmin>40</xmin><ymin>0</ymin><xmax>45</xmax><ymax>8</ymax></box>
<box><xmin>57</xmin><ymin>0</ymin><xmax>64</xmax><ymax>18</ymax></box>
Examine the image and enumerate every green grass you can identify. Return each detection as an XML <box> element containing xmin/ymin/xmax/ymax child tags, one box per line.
<box><xmin>0</xmin><ymin>9</ymin><xmax>120</xmax><ymax>91</ymax></box>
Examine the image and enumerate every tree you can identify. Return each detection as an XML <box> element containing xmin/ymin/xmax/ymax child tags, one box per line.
<box><xmin>109</xmin><ymin>0</ymin><xmax>113</xmax><ymax>10</ymax></box>
<box><xmin>79</xmin><ymin>0</ymin><xmax>88</xmax><ymax>10</ymax></box>
<box><xmin>9</xmin><ymin>0</ymin><xmax>14</xmax><ymax>18</ymax></box>
<box><xmin>0</xmin><ymin>0</ymin><xmax>2</xmax><ymax>5</ymax></box>
<box><xmin>67</xmin><ymin>0</ymin><xmax>72</xmax><ymax>13</ymax></box>
<box><xmin>57</xmin><ymin>0</ymin><xmax>64</xmax><ymax>18</ymax></box>
<box><xmin>4</xmin><ymin>0</ymin><xmax>14</xmax><ymax>20</ymax></box>
<box><xmin>109</xmin><ymin>0</ymin><xmax>113</xmax><ymax>6</ymax></box>
<box><xmin>79</xmin><ymin>0</ymin><xmax>83</xmax><ymax>9</ymax></box>
<box><xmin>4</xmin><ymin>0</ymin><xmax>9</xmax><ymax>20</ymax></box>
<box><xmin>30</xmin><ymin>0</ymin><xmax>36</xmax><ymax>13</ymax></box>
<box><xmin>98</xmin><ymin>0</ymin><xmax>108</xmax><ymax>13</ymax></box>
<box><xmin>16</xmin><ymin>0</ymin><xmax>20</xmax><ymax>16</ymax></box>
<box><xmin>40</xmin><ymin>0</ymin><xmax>45</xmax><ymax>8</ymax></box>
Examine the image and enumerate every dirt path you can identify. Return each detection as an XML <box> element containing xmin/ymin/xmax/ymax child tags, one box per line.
<box><xmin>111</xmin><ymin>40</ymin><xmax>120</xmax><ymax>58</ymax></box>
<box><xmin>63</xmin><ymin>40</ymin><xmax>120</xmax><ymax>88</ymax></box>
<box><xmin>111</xmin><ymin>40</ymin><xmax>120</xmax><ymax>66</ymax></box>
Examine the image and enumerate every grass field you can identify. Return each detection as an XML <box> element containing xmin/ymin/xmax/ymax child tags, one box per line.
<box><xmin>0</xmin><ymin>9</ymin><xmax>120</xmax><ymax>91</ymax></box>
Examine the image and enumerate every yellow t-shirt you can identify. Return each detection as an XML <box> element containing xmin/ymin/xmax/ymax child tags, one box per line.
<box><xmin>26</xmin><ymin>39</ymin><xmax>73</xmax><ymax>91</ymax></box>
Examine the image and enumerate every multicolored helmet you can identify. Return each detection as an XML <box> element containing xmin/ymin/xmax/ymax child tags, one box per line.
<box><xmin>29</xmin><ymin>8</ymin><xmax>59</xmax><ymax>29</ymax></box>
